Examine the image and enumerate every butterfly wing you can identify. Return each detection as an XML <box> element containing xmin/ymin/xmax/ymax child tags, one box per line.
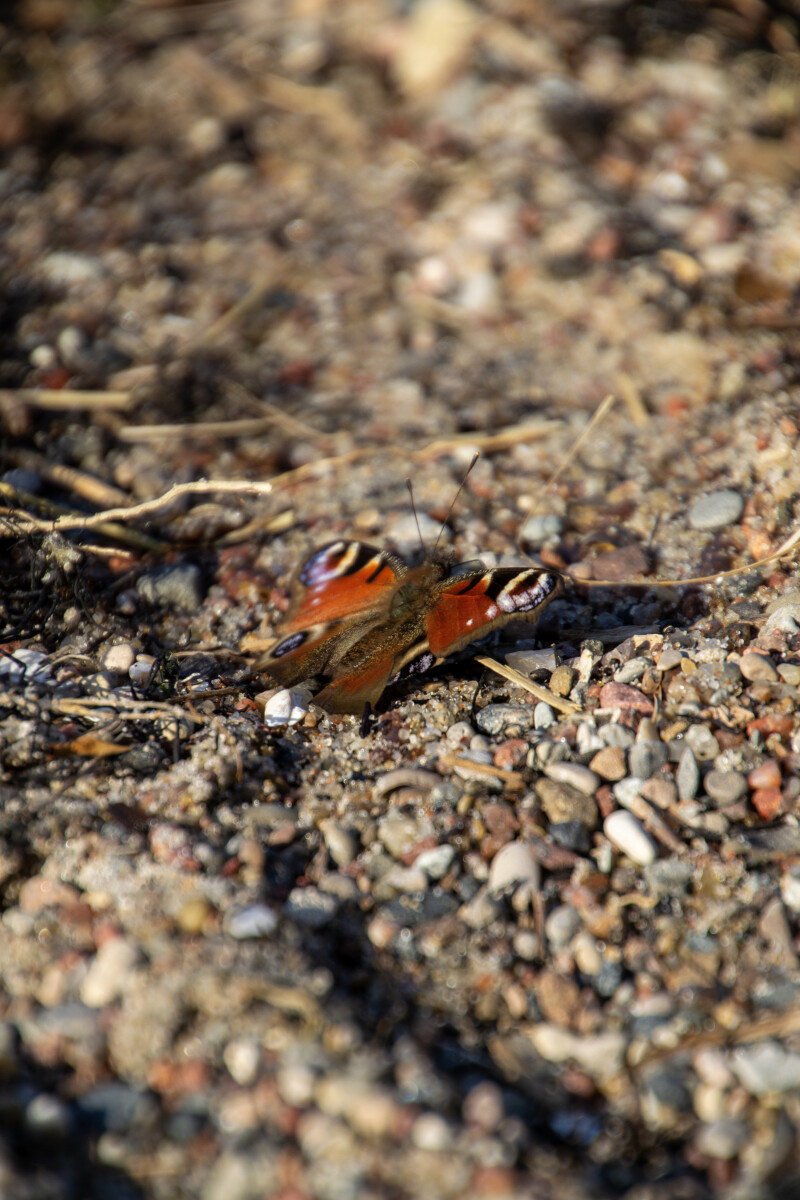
<box><xmin>256</xmin><ymin>540</ymin><xmax>405</xmax><ymax>688</ymax></box>
<box><xmin>425</xmin><ymin>566</ymin><xmax>562</xmax><ymax>658</ymax></box>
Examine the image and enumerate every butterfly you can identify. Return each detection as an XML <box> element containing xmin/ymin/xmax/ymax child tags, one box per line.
<box><xmin>256</xmin><ymin>539</ymin><xmax>562</xmax><ymax>715</ymax></box>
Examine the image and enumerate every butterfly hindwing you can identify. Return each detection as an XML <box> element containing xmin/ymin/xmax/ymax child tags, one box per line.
<box><xmin>425</xmin><ymin>567</ymin><xmax>561</xmax><ymax>657</ymax></box>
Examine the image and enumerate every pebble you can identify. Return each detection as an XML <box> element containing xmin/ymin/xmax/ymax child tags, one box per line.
<box><xmin>261</xmin><ymin>688</ymin><xmax>311</xmax><ymax>727</ymax></box>
<box><xmin>731</xmin><ymin>1043</ymin><xmax>800</xmax><ymax>1095</ymax></box>
<box><xmin>76</xmin><ymin>1082</ymin><xmax>157</xmax><ymax>1134</ymax></box>
<box><xmin>520</xmin><ymin>513</ymin><xmax>563</xmax><ymax>544</ymax></box>
<box><xmin>739</xmin><ymin>652</ymin><xmax>779</xmax><ymax>683</ymax></box>
<box><xmin>598</xmin><ymin>683</ymin><xmax>654</xmax><ymax>713</ymax></box>
<box><xmin>100</xmin><ymin>643</ymin><xmax>136</xmax><ymax>675</ymax></box>
<box><xmin>576</xmin><ymin>722</ymin><xmax>604</xmax><ymax>756</ymax></box>
<box><xmin>24</xmin><ymin>1092</ymin><xmax>73</xmax><ymax>1138</ymax></box>
<box><xmin>319</xmin><ymin>820</ymin><xmax>359</xmax><ymax>867</ymax></box>
<box><xmin>475</xmin><ymin>704</ymin><xmax>536</xmax><ymax>735</ymax></box>
<box><xmin>411</xmin><ymin>1112</ymin><xmax>453</xmax><ymax>1151</ymax></box>
<box><xmin>644</xmin><ymin>857</ymin><xmax>692</xmax><ymax>898</ymax></box>
<box><xmin>225</xmin><ymin>904</ymin><xmax>278</xmax><ymax>939</ymax></box>
<box><xmin>505</xmin><ymin>648</ymin><xmax>559</xmax><ymax>675</ymax></box>
<box><xmin>488</xmin><ymin>841</ymin><xmax>540</xmax><ymax>894</ymax></box>
<box><xmin>536</xmin><ymin>778</ymin><xmax>598</xmax><ymax>828</ymax></box>
<box><xmin>549</xmin><ymin>821</ymin><xmax>590</xmax><ymax>853</ymax></box>
<box><xmin>780</xmin><ymin>868</ymin><xmax>800</xmax><ymax>913</ymax></box>
<box><xmin>379</xmin><ymin>813</ymin><xmax>422</xmax><ymax>860</ymax></box>
<box><xmin>589</xmin><ymin>745</ymin><xmax>627</xmax><ymax>781</ymax></box>
<box><xmin>415</xmin><ymin>844</ymin><xmax>456</xmax><ymax>880</ymax></box>
<box><xmin>600</xmin><ymin>724</ymin><xmax>635</xmax><ymax>748</ymax></box>
<box><xmin>704</xmin><ymin>769</ymin><xmax>748</xmax><ymax>807</ymax></box>
<box><xmin>136</xmin><ymin>563</ymin><xmax>204</xmax><ymax>612</ymax></box>
<box><xmin>777</xmin><ymin>662</ymin><xmax>800</xmax><ymax>685</ymax></box>
<box><xmin>614</xmin><ymin>656</ymin><xmax>650</xmax><ymax>683</ymax></box>
<box><xmin>284</xmin><ymin>887</ymin><xmax>338</xmax><ymax>928</ymax></box>
<box><xmin>0</xmin><ymin>648</ymin><xmax>51</xmax><ymax>683</ymax></box>
<box><xmin>223</xmin><ymin>1037</ymin><xmax>261</xmax><ymax>1086</ymax></box>
<box><xmin>527</xmin><ymin>1025</ymin><xmax>627</xmax><ymax>1080</ymax></box>
<box><xmin>459</xmin><ymin>887</ymin><xmax>503</xmax><ymax>929</ymax></box>
<box><xmin>81</xmin><ymin>938</ymin><xmax>140</xmax><ymax>1008</ymax></box>
<box><xmin>687</xmin><ymin>489</ymin><xmax>743</xmax><ymax>531</ymax></box>
<box><xmin>747</xmin><ymin>759</ymin><xmax>781</xmax><ymax>790</ymax></box>
<box><xmin>533</xmin><ymin>702</ymin><xmax>554</xmax><ymax>730</ymax></box>
<box><xmin>604</xmin><ymin>810</ymin><xmax>657</xmax><ymax>866</ymax></box>
<box><xmin>544</xmin><ymin>762</ymin><xmax>599</xmax><ymax>795</ymax></box>
<box><xmin>676</xmin><ymin>747</ymin><xmax>700</xmax><ymax>801</ymax></box>
<box><xmin>129</xmin><ymin>656</ymin><xmax>156</xmax><ymax>686</ymax></box>
<box><xmin>544</xmin><ymin>904</ymin><xmax>582</xmax><ymax>952</ymax></box>
<box><xmin>683</xmin><ymin>724</ymin><xmax>720</xmax><ymax>760</ymax></box>
<box><xmin>628</xmin><ymin>741</ymin><xmax>669</xmax><ymax>779</ymax></box>
<box><xmin>549</xmin><ymin>665</ymin><xmax>576</xmax><ymax>696</ymax></box>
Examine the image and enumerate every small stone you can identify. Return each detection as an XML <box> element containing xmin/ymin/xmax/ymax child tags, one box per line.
<box><xmin>284</xmin><ymin>887</ymin><xmax>338</xmax><ymax>928</ymax></box>
<box><xmin>18</xmin><ymin>876</ymin><xmax>79</xmax><ymax>914</ymax></box>
<box><xmin>604</xmin><ymin>810</ymin><xmax>657</xmax><ymax>866</ymax></box>
<box><xmin>731</xmin><ymin>1043</ymin><xmax>800</xmax><ymax>1094</ymax></box>
<box><xmin>676</xmin><ymin>747</ymin><xmax>700</xmax><ymax>801</ymax></box>
<box><xmin>506</xmin><ymin>648</ymin><xmax>558</xmax><ymax>675</ymax></box>
<box><xmin>513</xmin><ymin>930</ymin><xmax>540</xmax><ymax>960</ymax></box>
<box><xmin>100</xmin><ymin>643</ymin><xmax>136</xmax><ymax>674</ymax></box>
<box><xmin>536</xmin><ymin>778</ymin><xmax>598</xmax><ymax>828</ymax></box>
<box><xmin>614</xmin><ymin>656</ymin><xmax>649</xmax><ymax>683</ymax></box>
<box><xmin>695</xmin><ymin>1119</ymin><xmax>749</xmax><ymax>1160</ymax></box>
<box><xmin>640</xmin><ymin>777</ymin><xmax>677</xmax><ymax>809</ymax></box>
<box><xmin>747</xmin><ymin>760</ymin><xmax>781</xmax><ymax>790</ymax></box>
<box><xmin>488</xmin><ymin>841</ymin><xmax>540</xmax><ymax>893</ymax></box>
<box><xmin>463</xmin><ymin>1080</ymin><xmax>505</xmax><ymax>1132</ymax></box>
<box><xmin>589</xmin><ymin>745</ymin><xmax>627</xmax><ymax>781</ymax></box>
<box><xmin>534</xmin><ymin>702</ymin><xmax>554</xmax><ymax>730</ymax></box>
<box><xmin>446</xmin><ymin>720</ymin><xmax>473</xmax><ymax>744</ymax></box>
<box><xmin>319</xmin><ymin>820</ymin><xmax>359</xmax><ymax>867</ymax></box>
<box><xmin>572</xmin><ymin>930</ymin><xmax>602</xmax><ymax>976</ymax></box>
<box><xmin>411</xmin><ymin>1112</ymin><xmax>453</xmax><ymax>1151</ymax></box>
<box><xmin>598</xmin><ymin>683</ymin><xmax>654</xmax><ymax>713</ymax></box>
<box><xmin>549</xmin><ymin>665</ymin><xmax>576</xmax><ymax>697</ymax></box>
<box><xmin>136</xmin><ymin>563</ymin><xmax>204</xmax><ymax>612</ymax></box>
<box><xmin>24</xmin><ymin>1093</ymin><xmax>73</xmax><ymax>1138</ymax></box>
<box><xmin>549</xmin><ymin>821</ymin><xmax>590</xmax><ymax>853</ymax></box>
<box><xmin>226</xmin><ymin>903</ymin><xmax>278</xmax><ymax>939</ymax></box>
<box><xmin>81</xmin><ymin>938</ymin><xmax>140</xmax><ymax>1009</ymax></box>
<box><xmin>129</xmin><ymin>656</ymin><xmax>156</xmax><ymax>686</ymax></box>
<box><xmin>684</xmin><ymin>724</ymin><xmax>720</xmax><ymax>760</ymax></box>
<box><xmin>520</xmin><ymin>513</ymin><xmax>563</xmax><ymax>544</ymax></box>
<box><xmin>527</xmin><ymin>1025</ymin><xmax>626</xmax><ymax>1080</ymax></box>
<box><xmin>781</xmin><ymin>868</ymin><xmax>800</xmax><ymax>913</ymax></box>
<box><xmin>224</xmin><ymin>1037</ymin><xmax>261</xmax><ymax>1086</ymax></box>
<box><xmin>644</xmin><ymin>857</ymin><xmax>692</xmax><ymax>898</ymax></box>
<box><xmin>628</xmin><ymin>741</ymin><xmax>669</xmax><ymax>779</ymax></box>
<box><xmin>379</xmin><ymin>813</ymin><xmax>422</xmax><ymax>860</ymax></box>
<box><xmin>460</xmin><ymin>887</ymin><xmax>502</xmax><ymax>929</ymax></box>
<box><xmin>261</xmin><ymin>687</ymin><xmax>311</xmax><ymax>727</ymax></box>
<box><xmin>778</xmin><ymin>662</ymin><xmax>800</xmax><ymax>685</ymax></box>
<box><xmin>688</xmin><ymin>490</ymin><xmax>743</xmax><ymax>531</ymax></box>
<box><xmin>536</xmin><ymin>969</ymin><xmax>580</xmax><ymax>1026</ymax></box>
<box><xmin>475</xmin><ymin>704</ymin><xmax>536</xmax><ymax>735</ymax></box>
<box><xmin>751</xmin><ymin>788</ymin><xmax>783</xmax><ymax>821</ymax></box>
<box><xmin>177</xmin><ymin>897</ymin><xmax>213</xmax><ymax>934</ymax></box>
<box><xmin>704</xmin><ymin>769</ymin><xmax>748</xmax><ymax>807</ymax></box>
<box><xmin>415</xmin><ymin>844</ymin><xmax>456</xmax><ymax>880</ymax></box>
<box><xmin>656</xmin><ymin>646</ymin><xmax>684</xmax><ymax>672</ymax></box>
<box><xmin>601</xmin><ymin>724</ymin><xmax>635</xmax><ymax>748</ymax></box>
<box><xmin>545</xmin><ymin>904</ymin><xmax>581</xmax><ymax>951</ymax></box>
<box><xmin>576</xmin><ymin>722</ymin><xmax>604</xmax><ymax>756</ymax></box>
<box><xmin>739</xmin><ymin>652</ymin><xmax>779</xmax><ymax>683</ymax></box>
<box><xmin>544</xmin><ymin>762</ymin><xmax>599</xmax><ymax>795</ymax></box>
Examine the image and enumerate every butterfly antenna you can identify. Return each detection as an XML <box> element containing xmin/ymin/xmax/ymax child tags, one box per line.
<box><xmin>406</xmin><ymin>478</ymin><xmax>426</xmax><ymax>554</ymax></box>
<box><xmin>433</xmin><ymin>451</ymin><xmax>480</xmax><ymax>552</ymax></box>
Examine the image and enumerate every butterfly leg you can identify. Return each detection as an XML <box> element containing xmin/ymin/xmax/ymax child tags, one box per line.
<box><xmin>359</xmin><ymin>701</ymin><xmax>374</xmax><ymax>737</ymax></box>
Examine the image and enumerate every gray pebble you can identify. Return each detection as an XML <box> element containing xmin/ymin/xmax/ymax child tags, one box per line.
<box><xmin>379</xmin><ymin>813</ymin><xmax>422</xmax><ymax>860</ymax></box>
<box><xmin>460</xmin><ymin>886</ymin><xmax>503</xmax><ymax>929</ymax></box>
<box><xmin>614</xmin><ymin>656</ymin><xmax>649</xmax><ymax>683</ymax></box>
<box><xmin>534</xmin><ymin>702</ymin><xmax>554</xmax><ymax>730</ymax></box>
<box><xmin>24</xmin><ymin>1093</ymin><xmax>73</xmax><ymax>1138</ymax></box>
<box><xmin>644</xmin><ymin>857</ymin><xmax>692</xmax><ymax>898</ymax></box>
<box><xmin>284</xmin><ymin>887</ymin><xmax>338</xmax><ymax>928</ymax></box>
<box><xmin>475</xmin><ymin>704</ymin><xmax>536</xmax><ymax>735</ymax></box>
<box><xmin>505</xmin><ymin>648</ymin><xmax>558</xmax><ymax>675</ymax></box>
<box><xmin>628</xmin><ymin>741</ymin><xmax>669</xmax><ymax>779</ymax></box>
<box><xmin>688</xmin><ymin>489</ymin><xmax>743</xmax><ymax>531</ymax></box>
<box><xmin>415</xmin><ymin>844</ymin><xmax>456</xmax><ymax>880</ymax></box>
<box><xmin>137</xmin><ymin>564</ymin><xmax>204</xmax><ymax>612</ymax></box>
<box><xmin>226</xmin><ymin>903</ymin><xmax>279</xmax><ymax>939</ymax></box>
<box><xmin>319</xmin><ymin>820</ymin><xmax>359</xmax><ymax>867</ymax></box>
<box><xmin>676</xmin><ymin>747</ymin><xmax>700</xmax><ymax>801</ymax></box>
<box><xmin>731</xmin><ymin>1043</ymin><xmax>800</xmax><ymax>1095</ymax></box>
<box><xmin>683</xmin><ymin>724</ymin><xmax>720</xmax><ymax>761</ymax></box>
<box><xmin>694</xmin><ymin>1119</ymin><xmax>749</xmax><ymax>1160</ymax></box>
<box><xmin>600</xmin><ymin>724</ymin><xmax>634</xmax><ymax>749</ymax></box>
<box><xmin>520</xmin><ymin>513</ymin><xmax>564</xmax><ymax>545</ymax></box>
<box><xmin>76</xmin><ymin>1081</ymin><xmax>157</xmax><ymax>1134</ymax></box>
<box><xmin>545</xmin><ymin>903</ymin><xmax>581</xmax><ymax>951</ymax></box>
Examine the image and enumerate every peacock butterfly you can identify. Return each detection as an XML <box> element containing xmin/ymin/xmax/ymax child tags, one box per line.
<box><xmin>256</xmin><ymin>539</ymin><xmax>562</xmax><ymax>715</ymax></box>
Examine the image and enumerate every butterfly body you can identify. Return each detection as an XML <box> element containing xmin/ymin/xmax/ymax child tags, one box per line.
<box><xmin>257</xmin><ymin>539</ymin><xmax>561</xmax><ymax>714</ymax></box>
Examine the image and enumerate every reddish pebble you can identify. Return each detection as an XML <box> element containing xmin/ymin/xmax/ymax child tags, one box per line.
<box><xmin>493</xmin><ymin>738</ymin><xmax>527</xmax><ymax>770</ymax></box>
<box><xmin>747</xmin><ymin>759</ymin><xmax>782</xmax><ymax>790</ymax></box>
<box><xmin>751</xmin><ymin>788</ymin><xmax>783</xmax><ymax>821</ymax></box>
<box><xmin>598</xmin><ymin>682</ymin><xmax>654</xmax><ymax>713</ymax></box>
<box><xmin>18</xmin><ymin>876</ymin><xmax>80</xmax><ymax>915</ymax></box>
<box><xmin>747</xmin><ymin>714</ymin><xmax>794</xmax><ymax>740</ymax></box>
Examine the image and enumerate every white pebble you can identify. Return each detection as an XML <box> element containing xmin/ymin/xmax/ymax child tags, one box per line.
<box><xmin>488</xmin><ymin>841</ymin><xmax>540</xmax><ymax>894</ymax></box>
<box><xmin>604</xmin><ymin>810</ymin><xmax>657</xmax><ymax>866</ymax></box>
<box><xmin>81</xmin><ymin>938</ymin><xmax>139</xmax><ymax>1008</ymax></box>
<box><xmin>262</xmin><ymin>688</ymin><xmax>311</xmax><ymax>727</ymax></box>
<box><xmin>129</xmin><ymin>656</ymin><xmax>156</xmax><ymax>686</ymax></box>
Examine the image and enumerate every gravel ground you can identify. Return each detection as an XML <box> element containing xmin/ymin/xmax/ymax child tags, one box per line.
<box><xmin>2</xmin><ymin>2</ymin><xmax>800</xmax><ymax>1198</ymax></box>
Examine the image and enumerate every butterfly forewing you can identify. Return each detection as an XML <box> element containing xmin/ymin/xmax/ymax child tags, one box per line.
<box><xmin>426</xmin><ymin>568</ymin><xmax>561</xmax><ymax>657</ymax></box>
<box><xmin>285</xmin><ymin>541</ymin><xmax>404</xmax><ymax>628</ymax></box>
